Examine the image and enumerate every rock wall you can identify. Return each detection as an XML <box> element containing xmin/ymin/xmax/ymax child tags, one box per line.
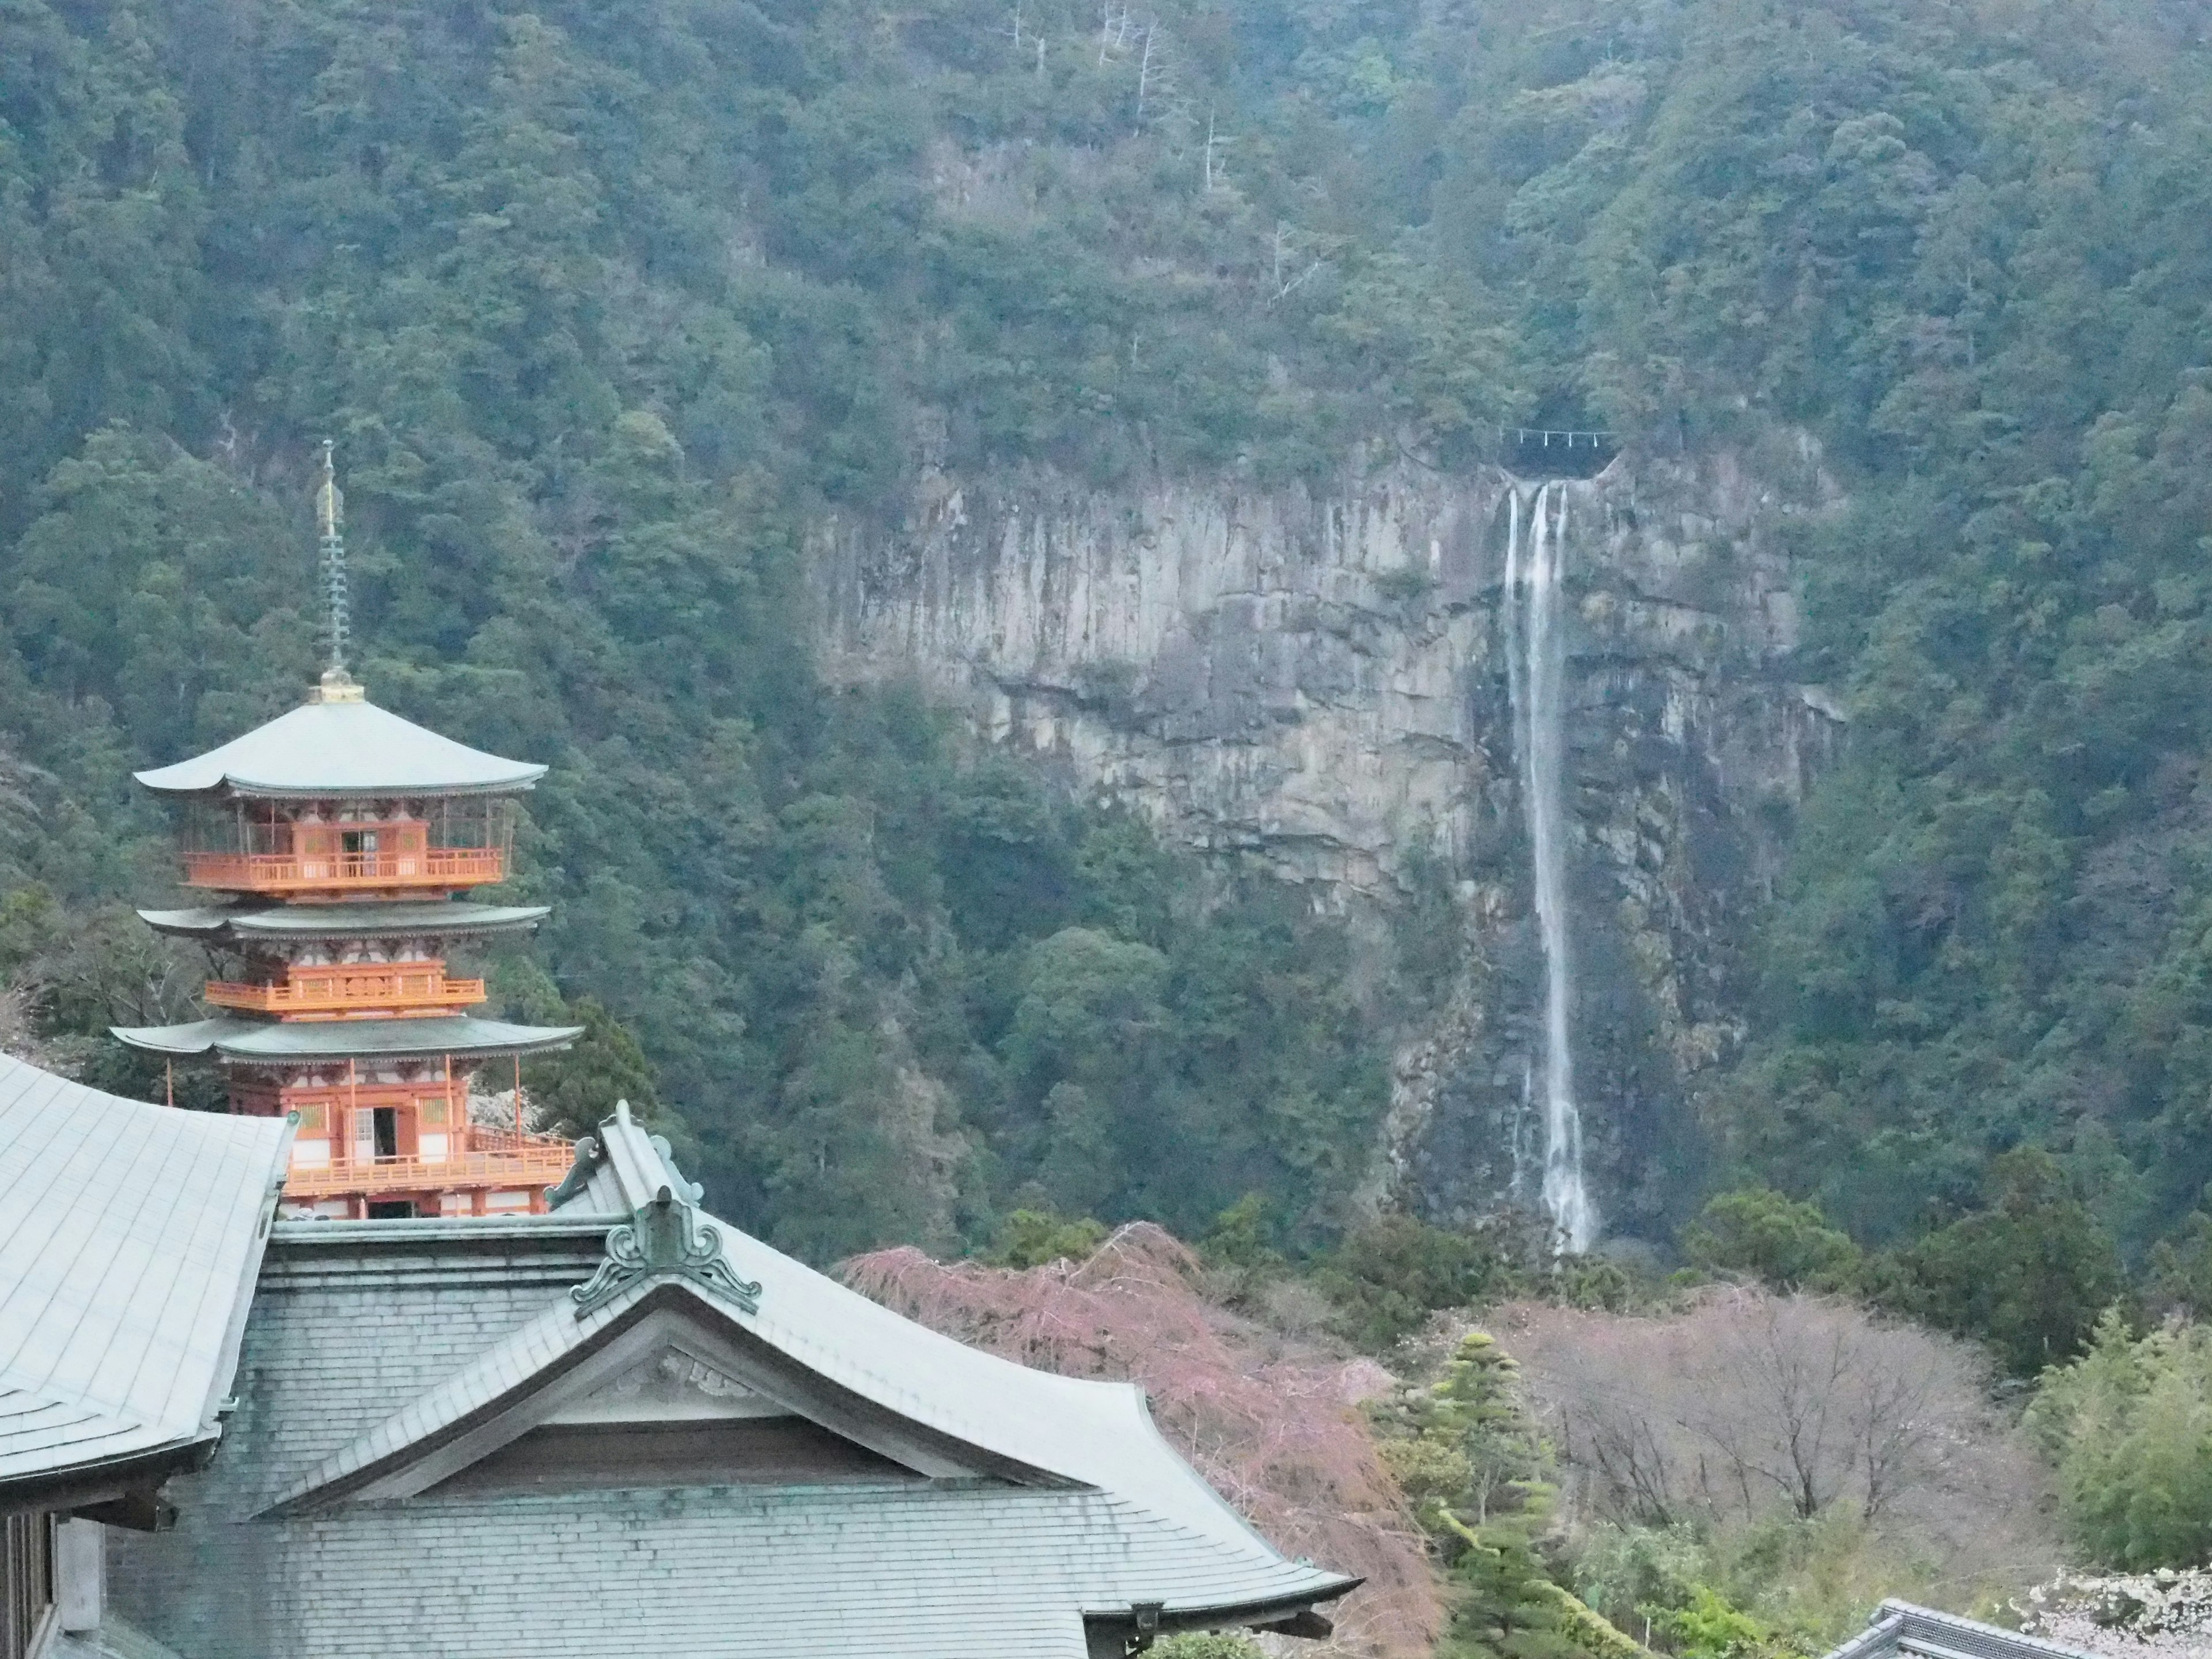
<box><xmin>812</xmin><ymin>447</ymin><xmax>1842</xmax><ymax>1238</ymax></box>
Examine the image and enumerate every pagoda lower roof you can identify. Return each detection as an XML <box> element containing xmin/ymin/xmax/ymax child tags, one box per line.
<box><xmin>111</xmin><ymin>1015</ymin><xmax>582</xmax><ymax>1066</ymax></box>
<box><xmin>138</xmin><ymin>900</ymin><xmax>550</xmax><ymax>943</ymax></box>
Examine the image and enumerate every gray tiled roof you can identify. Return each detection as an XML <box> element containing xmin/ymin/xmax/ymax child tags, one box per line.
<box><xmin>0</xmin><ymin>1054</ymin><xmax>291</xmax><ymax>1501</ymax></box>
<box><xmin>275</xmin><ymin>1108</ymin><xmax>1351</xmax><ymax>1590</ymax></box>
<box><xmin>134</xmin><ymin>698</ymin><xmax>545</xmax><ymax>798</ymax></box>
<box><xmin>549</xmin><ymin>1107</ymin><xmax>1344</xmax><ymax>1563</ymax></box>
<box><xmin>110</xmin><ymin>1014</ymin><xmax>582</xmax><ymax>1063</ymax></box>
<box><xmin>104</xmin><ymin>1104</ymin><xmax>1355</xmax><ymax>1657</ymax></box>
<box><xmin>262</xmin><ymin>1266</ymin><xmax>649</xmax><ymax>1512</ymax></box>
<box><xmin>138</xmin><ymin>902</ymin><xmax>550</xmax><ymax>942</ymax></box>
<box><xmin>1822</xmin><ymin>1601</ymin><xmax>2096</xmax><ymax>1659</ymax></box>
<box><xmin>262</xmin><ymin>1483</ymin><xmax>1319</xmax><ymax>1657</ymax></box>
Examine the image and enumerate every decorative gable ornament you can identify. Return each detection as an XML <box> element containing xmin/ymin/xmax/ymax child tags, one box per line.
<box><xmin>572</xmin><ymin>1185</ymin><xmax>762</xmax><ymax>1317</ymax></box>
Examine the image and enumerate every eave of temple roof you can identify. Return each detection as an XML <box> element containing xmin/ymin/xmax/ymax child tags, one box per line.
<box><xmin>134</xmin><ymin>699</ymin><xmax>544</xmax><ymax>800</ymax></box>
<box><xmin>109</xmin><ymin>1014</ymin><xmax>582</xmax><ymax>1064</ymax></box>
<box><xmin>0</xmin><ymin>1053</ymin><xmax>291</xmax><ymax>1502</ymax></box>
<box><xmin>138</xmin><ymin>900</ymin><xmax>551</xmax><ymax>943</ymax></box>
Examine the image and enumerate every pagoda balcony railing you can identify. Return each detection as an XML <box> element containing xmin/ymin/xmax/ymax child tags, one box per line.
<box><xmin>467</xmin><ymin>1121</ymin><xmax>555</xmax><ymax>1155</ymax></box>
<box><xmin>282</xmin><ymin>1139</ymin><xmax>574</xmax><ymax>1200</ymax></box>
<box><xmin>180</xmin><ymin>847</ymin><xmax>505</xmax><ymax>893</ymax></box>
<box><xmin>204</xmin><ymin>967</ymin><xmax>487</xmax><ymax>1018</ymax></box>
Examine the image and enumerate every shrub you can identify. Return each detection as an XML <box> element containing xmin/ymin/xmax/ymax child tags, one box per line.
<box><xmin>2027</xmin><ymin>1310</ymin><xmax>2212</xmax><ymax>1570</ymax></box>
<box><xmin>1153</xmin><ymin>1636</ymin><xmax>1264</xmax><ymax>1659</ymax></box>
<box><xmin>984</xmin><ymin>1208</ymin><xmax>1108</xmax><ymax>1268</ymax></box>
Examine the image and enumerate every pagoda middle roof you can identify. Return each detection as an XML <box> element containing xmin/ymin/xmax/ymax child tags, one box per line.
<box><xmin>138</xmin><ymin>900</ymin><xmax>551</xmax><ymax>943</ymax></box>
<box><xmin>135</xmin><ymin>698</ymin><xmax>546</xmax><ymax>800</ymax></box>
<box><xmin>111</xmin><ymin>1014</ymin><xmax>582</xmax><ymax>1066</ymax></box>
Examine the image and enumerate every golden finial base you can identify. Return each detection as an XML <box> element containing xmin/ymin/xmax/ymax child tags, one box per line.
<box><xmin>308</xmin><ymin>666</ymin><xmax>366</xmax><ymax>704</ymax></box>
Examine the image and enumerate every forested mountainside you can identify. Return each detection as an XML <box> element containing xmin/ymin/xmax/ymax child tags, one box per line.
<box><xmin>7</xmin><ymin>0</ymin><xmax>2212</xmax><ymax>1294</ymax></box>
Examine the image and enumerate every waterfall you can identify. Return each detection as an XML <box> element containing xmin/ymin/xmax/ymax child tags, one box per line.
<box><xmin>1505</xmin><ymin>483</ymin><xmax>1596</xmax><ymax>1251</ymax></box>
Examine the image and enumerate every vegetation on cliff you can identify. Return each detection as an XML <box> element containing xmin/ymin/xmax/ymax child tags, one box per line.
<box><xmin>8</xmin><ymin>0</ymin><xmax>2212</xmax><ymax>1366</ymax></box>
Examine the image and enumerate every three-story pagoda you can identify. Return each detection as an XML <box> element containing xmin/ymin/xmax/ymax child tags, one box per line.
<box><xmin>113</xmin><ymin>451</ymin><xmax>581</xmax><ymax>1218</ymax></box>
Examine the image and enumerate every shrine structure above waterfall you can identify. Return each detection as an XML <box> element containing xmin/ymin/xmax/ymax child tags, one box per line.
<box><xmin>112</xmin><ymin>454</ymin><xmax>580</xmax><ymax>1219</ymax></box>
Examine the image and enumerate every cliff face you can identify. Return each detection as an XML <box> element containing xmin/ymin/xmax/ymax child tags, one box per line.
<box><xmin>813</xmin><ymin>448</ymin><xmax>1841</xmax><ymax>1238</ymax></box>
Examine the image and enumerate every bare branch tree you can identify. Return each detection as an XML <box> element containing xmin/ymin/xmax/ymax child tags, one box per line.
<box><xmin>1134</xmin><ymin>18</ymin><xmax>1160</xmax><ymax>130</ymax></box>
<box><xmin>1268</xmin><ymin>222</ymin><xmax>1327</xmax><ymax>306</ymax></box>
<box><xmin>1098</xmin><ymin>1</ymin><xmax>1130</xmax><ymax>65</ymax></box>
<box><xmin>1487</xmin><ymin>1286</ymin><xmax>2052</xmax><ymax>1579</ymax></box>
<box><xmin>846</xmin><ymin>1225</ymin><xmax>1442</xmax><ymax>1656</ymax></box>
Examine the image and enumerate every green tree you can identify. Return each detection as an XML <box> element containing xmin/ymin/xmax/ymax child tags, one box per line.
<box><xmin>1681</xmin><ymin>1189</ymin><xmax>1862</xmax><ymax>1293</ymax></box>
<box><xmin>1315</xmin><ymin>1216</ymin><xmax>1516</xmax><ymax>1350</ymax></box>
<box><xmin>1377</xmin><ymin>1330</ymin><xmax>1647</xmax><ymax>1659</ymax></box>
<box><xmin>1880</xmin><ymin>1149</ymin><xmax>2125</xmax><ymax>1375</ymax></box>
<box><xmin>2149</xmin><ymin>1209</ymin><xmax>2212</xmax><ymax>1321</ymax></box>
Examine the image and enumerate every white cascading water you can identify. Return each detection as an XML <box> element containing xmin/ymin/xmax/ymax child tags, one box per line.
<box><xmin>1504</xmin><ymin>483</ymin><xmax>1596</xmax><ymax>1251</ymax></box>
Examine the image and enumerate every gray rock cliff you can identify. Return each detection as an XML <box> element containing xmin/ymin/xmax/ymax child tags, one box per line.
<box><xmin>813</xmin><ymin>447</ymin><xmax>1841</xmax><ymax>1238</ymax></box>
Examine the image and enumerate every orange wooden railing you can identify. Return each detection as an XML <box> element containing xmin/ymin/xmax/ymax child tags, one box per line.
<box><xmin>466</xmin><ymin>1121</ymin><xmax>556</xmax><ymax>1156</ymax></box>
<box><xmin>282</xmin><ymin>1138</ymin><xmax>574</xmax><ymax>1200</ymax></box>
<box><xmin>204</xmin><ymin>965</ymin><xmax>487</xmax><ymax>1017</ymax></box>
<box><xmin>180</xmin><ymin>846</ymin><xmax>505</xmax><ymax>893</ymax></box>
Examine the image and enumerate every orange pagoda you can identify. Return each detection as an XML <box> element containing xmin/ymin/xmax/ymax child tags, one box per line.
<box><xmin>112</xmin><ymin>448</ymin><xmax>581</xmax><ymax>1219</ymax></box>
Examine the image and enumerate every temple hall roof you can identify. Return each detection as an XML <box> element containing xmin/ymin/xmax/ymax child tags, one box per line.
<box><xmin>137</xmin><ymin>900</ymin><xmax>551</xmax><ymax>944</ymax></box>
<box><xmin>1821</xmin><ymin>1601</ymin><xmax>2094</xmax><ymax>1659</ymax></box>
<box><xmin>134</xmin><ymin>698</ymin><xmax>546</xmax><ymax>800</ymax></box>
<box><xmin>0</xmin><ymin>1052</ymin><xmax>292</xmax><ymax>1510</ymax></box>
<box><xmin>109</xmin><ymin>1014</ymin><xmax>582</xmax><ymax>1065</ymax></box>
<box><xmin>103</xmin><ymin>1103</ymin><xmax>1357</xmax><ymax>1657</ymax></box>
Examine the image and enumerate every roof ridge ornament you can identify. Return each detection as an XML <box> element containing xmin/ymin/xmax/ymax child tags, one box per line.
<box><xmin>571</xmin><ymin>1185</ymin><xmax>763</xmax><ymax>1319</ymax></box>
<box><xmin>307</xmin><ymin>440</ymin><xmax>366</xmax><ymax>704</ymax></box>
<box><xmin>542</xmin><ymin>1132</ymin><xmax>604</xmax><ymax>1209</ymax></box>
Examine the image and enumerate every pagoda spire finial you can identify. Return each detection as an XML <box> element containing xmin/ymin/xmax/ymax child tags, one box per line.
<box><xmin>310</xmin><ymin>440</ymin><xmax>365</xmax><ymax>704</ymax></box>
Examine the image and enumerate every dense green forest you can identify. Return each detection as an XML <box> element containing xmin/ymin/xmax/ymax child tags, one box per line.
<box><xmin>7</xmin><ymin>0</ymin><xmax>2212</xmax><ymax>1313</ymax></box>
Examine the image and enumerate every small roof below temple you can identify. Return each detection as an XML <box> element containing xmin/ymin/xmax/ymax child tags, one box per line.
<box><xmin>110</xmin><ymin>1013</ymin><xmax>582</xmax><ymax>1065</ymax></box>
<box><xmin>134</xmin><ymin>698</ymin><xmax>546</xmax><ymax>800</ymax></box>
<box><xmin>1820</xmin><ymin>1601</ymin><xmax>2094</xmax><ymax>1659</ymax></box>
<box><xmin>138</xmin><ymin>900</ymin><xmax>551</xmax><ymax>944</ymax></box>
<box><xmin>0</xmin><ymin>1052</ymin><xmax>292</xmax><ymax>1511</ymax></box>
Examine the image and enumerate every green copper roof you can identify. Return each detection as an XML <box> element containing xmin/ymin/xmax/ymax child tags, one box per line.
<box><xmin>104</xmin><ymin>1113</ymin><xmax>1358</xmax><ymax>1658</ymax></box>
<box><xmin>110</xmin><ymin>1014</ymin><xmax>581</xmax><ymax>1065</ymax></box>
<box><xmin>138</xmin><ymin>901</ymin><xmax>550</xmax><ymax>942</ymax></box>
<box><xmin>134</xmin><ymin>699</ymin><xmax>546</xmax><ymax>800</ymax></box>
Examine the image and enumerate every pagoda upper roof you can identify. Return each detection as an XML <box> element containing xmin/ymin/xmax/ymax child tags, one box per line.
<box><xmin>139</xmin><ymin>900</ymin><xmax>551</xmax><ymax>944</ymax></box>
<box><xmin>111</xmin><ymin>1013</ymin><xmax>582</xmax><ymax>1066</ymax></box>
<box><xmin>135</xmin><ymin>697</ymin><xmax>546</xmax><ymax>800</ymax></box>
